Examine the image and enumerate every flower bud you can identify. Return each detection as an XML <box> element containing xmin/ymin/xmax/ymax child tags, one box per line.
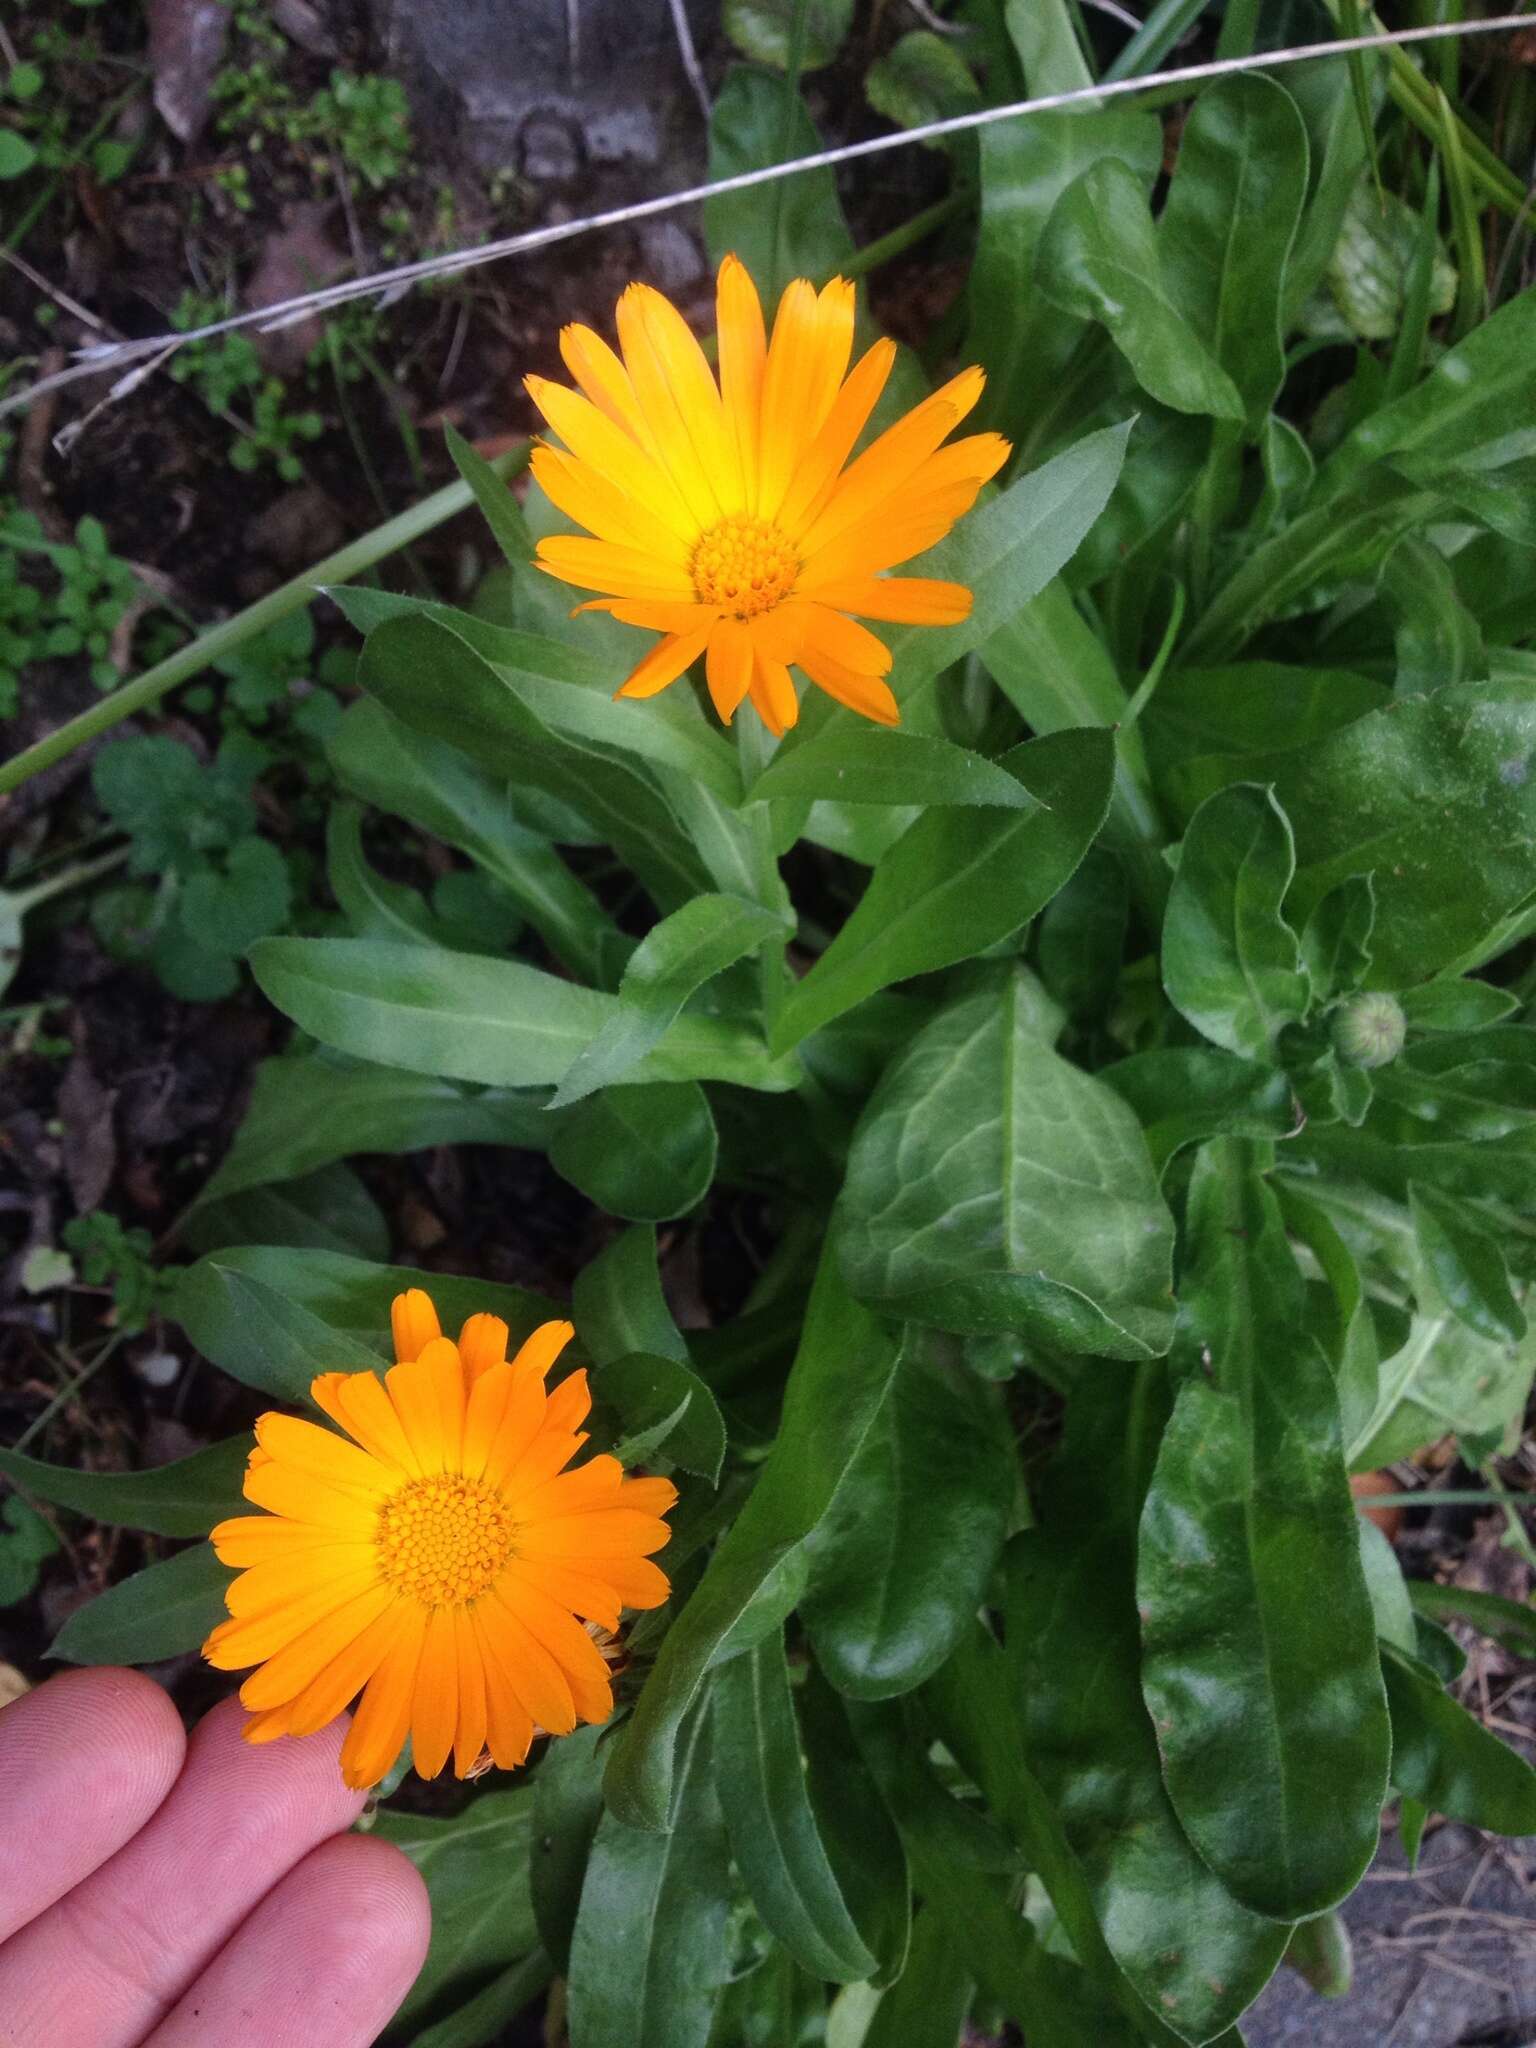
<box><xmin>1331</xmin><ymin>992</ymin><xmax>1406</xmax><ymax>1069</ymax></box>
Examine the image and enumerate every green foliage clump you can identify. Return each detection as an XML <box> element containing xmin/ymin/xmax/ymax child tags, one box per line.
<box><xmin>0</xmin><ymin>514</ymin><xmax>143</xmax><ymax>715</ymax></box>
<box><xmin>23</xmin><ymin>14</ymin><xmax>1536</xmax><ymax>2048</ymax></box>
<box><xmin>60</xmin><ymin>1212</ymin><xmax>176</xmax><ymax>1334</ymax></box>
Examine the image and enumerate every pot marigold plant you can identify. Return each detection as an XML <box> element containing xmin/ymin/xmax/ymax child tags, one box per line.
<box><xmin>14</xmin><ymin>25</ymin><xmax>1536</xmax><ymax>2048</ymax></box>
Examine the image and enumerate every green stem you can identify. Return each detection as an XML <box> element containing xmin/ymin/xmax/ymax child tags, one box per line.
<box><xmin>769</xmin><ymin>0</ymin><xmax>814</xmax><ymax>302</ymax></box>
<box><xmin>9</xmin><ymin>843</ymin><xmax>129</xmax><ymax>914</ymax></box>
<box><xmin>1354</xmin><ymin>1488</ymin><xmax>1533</xmax><ymax>1508</ymax></box>
<box><xmin>10</xmin><ymin>1335</ymin><xmax>124</xmax><ymax>1457</ymax></box>
<box><xmin>0</xmin><ymin>446</ymin><xmax>530</xmax><ymax>798</ymax></box>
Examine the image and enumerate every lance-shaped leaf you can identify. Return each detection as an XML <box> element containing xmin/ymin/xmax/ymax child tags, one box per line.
<box><xmin>1157</xmin><ymin>73</ymin><xmax>1309</xmax><ymax>423</ymax></box>
<box><xmin>603</xmin><ymin>1244</ymin><xmax>901</xmax><ymax>1831</ymax></box>
<box><xmin>176</xmin><ymin>1247</ymin><xmax>558</xmax><ymax>1405</ymax></box>
<box><xmin>1410</xmin><ymin>1183</ymin><xmax>1528</xmax><ymax>1346</ymax></box>
<box><xmin>549</xmin><ymin>1080</ymin><xmax>717</xmax><ymax>1222</ymax></box>
<box><xmin>572</xmin><ymin>1225</ymin><xmax>689</xmax><ymax>1366</ymax></box>
<box><xmin>530</xmin><ymin>1725</ymin><xmax>604</xmax><ymax>1975</ymax></box>
<box><xmin>772</xmin><ymin>729</ymin><xmax>1113</xmax><ymax>1053</ymax></box>
<box><xmin>714</xmin><ymin>1630</ymin><xmax>878</xmax><ymax>1981</ymax></box>
<box><xmin>839</xmin><ymin>968</ymin><xmax>1175</xmax><ymax>1360</ymax></box>
<box><xmin>1037</xmin><ymin>159</ymin><xmax>1244</xmax><ymax>421</ymax></box>
<box><xmin>1382</xmin><ymin>1643</ymin><xmax>1536</xmax><ymax>1835</ymax></box>
<box><xmin>50</xmin><ymin>1543</ymin><xmax>231</xmax><ymax>1664</ymax></box>
<box><xmin>0</xmin><ymin>1437</ymin><xmax>248</xmax><ymax>1538</ymax></box>
<box><xmin>550</xmin><ymin>894</ymin><xmax>785</xmax><ymax>1108</ymax></box>
<box><xmin>802</xmin><ymin>1337</ymin><xmax>1015</xmax><ymax>1699</ymax></box>
<box><xmin>186</xmin><ymin>1049</ymin><xmax>553</xmax><ymax>1217</ymax></box>
<box><xmin>570</xmin><ymin>1706</ymin><xmax>732</xmax><ymax>2048</ymax></box>
<box><xmin>1162</xmin><ymin>783</ymin><xmax>1311</xmax><ymax>1059</ymax></box>
<box><xmin>1137</xmin><ymin>1140</ymin><xmax>1391</xmax><ymax>1920</ymax></box>
<box><xmin>748</xmin><ymin>729</ymin><xmax>1035</xmax><ymax>813</ymax></box>
<box><xmin>1008</xmin><ymin>1374</ymin><xmax>1290</xmax><ymax>2043</ymax></box>
<box><xmin>250</xmin><ymin>938</ymin><xmax>793</xmax><ymax>1095</ymax></box>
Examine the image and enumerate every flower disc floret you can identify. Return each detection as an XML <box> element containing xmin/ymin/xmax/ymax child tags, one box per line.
<box><xmin>691</xmin><ymin>514</ymin><xmax>799</xmax><ymax>617</ymax></box>
<box><xmin>376</xmin><ymin>1474</ymin><xmax>518</xmax><ymax>1607</ymax></box>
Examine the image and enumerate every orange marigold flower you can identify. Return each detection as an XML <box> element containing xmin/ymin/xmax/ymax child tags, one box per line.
<box><xmin>525</xmin><ymin>253</ymin><xmax>1011</xmax><ymax>735</ymax></box>
<box><xmin>203</xmin><ymin>1288</ymin><xmax>676</xmax><ymax>1790</ymax></box>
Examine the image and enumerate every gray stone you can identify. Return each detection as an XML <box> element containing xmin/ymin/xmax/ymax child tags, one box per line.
<box><xmin>366</xmin><ymin>0</ymin><xmax>717</xmax><ymax>190</ymax></box>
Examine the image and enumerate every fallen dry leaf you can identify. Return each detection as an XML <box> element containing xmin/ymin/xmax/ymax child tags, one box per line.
<box><xmin>146</xmin><ymin>0</ymin><xmax>231</xmax><ymax>144</ymax></box>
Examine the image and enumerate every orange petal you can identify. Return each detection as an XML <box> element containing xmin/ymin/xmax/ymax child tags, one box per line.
<box><xmin>525</xmin><ymin>375</ymin><xmax>696</xmax><ymax>540</ymax></box>
<box><xmin>797</xmin><ymin>645</ymin><xmax>901</xmax><ymax>726</ymax></box>
<box><xmin>511</xmin><ymin>1320</ymin><xmax>577</xmax><ymax>1379</ymax></box>
<box><xmin>749</xmin><ymin>651</ymin><xmax>799</xmax><ymax>737</ymax></box>
<box><xmin>800</xmin><ymin>575</ymin><xmax>973</xmax><ymax>625</ymax></box>
<box><xmin>311</xmin><ymin>1370</ymin><xmax>420</xmax><ymax>1476</ymax></box>
<box><xmin>615</xmin><ymin>624</ymin><xmax>712</xmax><ymax>701</ymax></box>
<box><xmin>340</xmin><ymin>1603</ymin><xmax>427</xmax><ymax>1789</ymax></box>
<box><xmin>776</xmin><ymin>337</ymin><xmax>897</xmax><ymax>540</ymax></box>
<box><xmin>705</xmin><ymin>617</ymin><xmax>754</xmax><ymax>723</ymax></box>
<box><xmin>410</xmin><ymin>1606</ymin><xmax>460</xmax><ymax>1780</ymax></box>
<box><xmin>391</xmin><ymin>1289</ymin><xmax>441</xmax><ymax>1365</ymax></box>
<box><xmin>788</xmin><ymin>601</ymin><xmax>893</xmax><ymax>676</ymax></box>
<box><xmin>716</xmin><ymin>254</ymin><xmax>767</xmax><ymax>505</ymax></box>
<box><xmin>458</xmin><ymin>1313</ymin><xmax>509</xmax><ymax>1384</ymax></box>
<box><xmin>536</xmin><ymin>534</ymin><xmax>695</xmax><ymax>601</ymax></box>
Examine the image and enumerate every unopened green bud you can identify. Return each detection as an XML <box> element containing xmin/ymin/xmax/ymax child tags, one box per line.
<box><xmin>1331</xmin><ymin>992</ymin><xmax>1406</xmax><ymax>1069</ymax></box>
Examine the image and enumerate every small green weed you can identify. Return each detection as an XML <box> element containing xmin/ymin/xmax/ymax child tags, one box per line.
<box><xmin>0</xmin><ymin>514</ymin><xmax>144</xmax><ymax>715</ymax></box>
<box><xmin>59</xmin><ymin>1213</ymin><xmax>176</xmax><ymax>1334</ymax></box>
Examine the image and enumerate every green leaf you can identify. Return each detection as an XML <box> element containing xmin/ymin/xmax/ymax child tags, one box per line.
<box><xmin>1137</xmin><ymin>1141</ymin><xmax>1391</xmax><ymax>1919</ymax></box>
<box><xmin>327</xmin><ymin>697</ymin><xmax>613</xmax><ymax>983</ymax></box>
<box><xmin>250</xmin><ymin>938</ymin><xmax>793</xmax><ymax>1094</ymax></box>
<box><xmin>551</xmin><ymin>895</ymin><xmax>784</xmax><ymax>1109</ymax></box>
<box><xmin>1158</xmin><ymin>74</ymin><xmax>1309</xmax><ymax>422</ymax></box>
<box><xmin>861</xmin><ymin>1909</ymin><xmax>973</xmax><ymax>2048</ymax></box>
<box><xmin>50</xmin><ymin>1542</ymin><xmax>231</xmax><ymax>1664</ymax></box>
<box><xmin>183</xmin><ymin>1160</ymin><xmax>390</xmax><ymax>1263</ymax></box>
<box><xmin>0</xmin><ymin>128</ymin><xmax>38</xmax><ymax>178</ymax></box>
<box><xmin>1324</xmin><ymin>283</ymin><xmax>1536</xmax><ymax>543</ymax></box>
<box><xmin>1300</xmin><ymin>874</ymin><xmax>1376</xmax><ymax>1003</ymax></box>
<box><xmin>715</xmin><ymin>1630</ymin><xmax>878</xmax><ymax>1981</ymax></box>
<box><xmin>0</xmin><ymin>1493</ymin><xmax>57</xmax><ymax>1606</ymax></box>
<box><xmin>181</xmin><ymin>836</ymin><xmax>291</xmax><ymax>954</ymax></box>
<box><xmin>839</xmin><ymin>969</ymin><xmax>1175</xmax><ymax>1360</ymax></box>
<box><xmin>802</xmin><ymin>1337</ymin><xmax>1014</xmax><ymax>1699</ymax></box>
<box><xmin>1381</xmin><ymin>1642</ymin><xmax>1536</xmax><ymax>1835</ymax></box>
<box><xmin>704</xmin><ymin>68</ymin><xmax>853</xmax><ymax>288</ymax></box>
<box><xmin>1378</xmin><ymin>534</ymin><xmax>1486</xmax><ymax>698</ymax></box>
<box><xmin>1399</xmin><ymin>979</ymin><xmax>1519</xmax><ymax>1032</ymax></box>
<box><xmin>572</xmin><ymin>1225</ymin><xmax>689</xmax><ymax>1366</ymax></box>
<box><xmin>0</xmin><ymin>1438</ymin><xmax>248</xmax><ymax>1538</ymax></box>
<box><xmin>722</xmin><ymin>0</ymin><xmax>852</xmax><ymax>72</ymax></box>
<box><xmin>799</xmin><ymin>1670</ymin><xmax>912</xmax><ymax>1986</ymax></box>
<box><xmin>397</xmin><ymin>1953</ymin><xmax>551</xmax><ymax>2048</ymax></box>
<box><xmin>1162</xmin><ymin>783</ymin><xmax>1311</xmax><ymax>1059</ymax></box>
<box><xmin>530</xmin><ymin>1725</ymin><xmax>603</xmax><ymax>1976</ymax></box>
<box><xmin>1270</xmin><ymin>678</ymin><xmax>1536</xmax><ymax>988</ymax></box>
<box><xmin>550</xmin><ymin>1080</ymin><xmax>717</xmax><ymax>1222</ymax></box>
<box><xmin>176</xmin><ymin>1246</ymin><xmax>557</xmax><ymax>1405</ymax></box>
<box><xmin>327</xmin><ymin>803</ymin><xmax>445</xmax><ymax>947</ymax></box>
<box><xmin>1036</xmin><ymin>847</ymin><xmax>1129</xmax><ymax>1022</ymax></box>
<box><xmin>1008</xmin><ymin>1373</ymin><xmax>1289</xmax><ymax>2044</ymax></box>
<box><xmin>570</xmin><ymin>1707</ymin><xmax>732</xmax><ymax>2048</ymax></box>
<box><xmin>923</xmin><ymin>1626</ymin><xmax>1191</xmax><ymax>2048</ymax></box>
<box><xmin>188</xmin><ymin>1049</ymin><xmax>552</xmax><ymax>1216</ymax></box>
<box><xmin>592</xmin><ymin>1352</ymin><xmax>727</xmax><ymax>1483</ymax></box>
<box><xmin>445</xmin><ymin>423</ymin><xmax>532</xmax><ymax>569</ymax></box>
<box><xmin>1103</xmin><ymin>1047</ymin><xmax>1299</xmax><ymax>1176</ymax></box>
<box><xmin>1409</xmin><ymin>1184</ymin><xmax>1527</xmax><ymax>1345</ymax></box>
<box><xmin>773</xmin><ymin>728</ymin><xmax>1114</xmax><ymax>1052</ymax></box>
<box><xmin>1142</xmin><ymin>661</ymin><xmax>1388</xmax><ymax>827</ymax></box>
<box><xmin>350</xmin><ymin>609</ymin><xmax>712</xmax><ymax>914</ymax></box>
<box><xmin>865</xmin><ymin>32</ymin><xmax>981</xmax><ymax>135</ymax></box>
<box><xmin>373</xmin><ymin>1788</ymin><xmax>539</xmax><ymax>2036</ymax></box>
<box><xmin>1037</xmin><ymin>159</ymin><xmax>1244</xmax><ymax>421</ymax></box>
<box><xmin>1408</xmin><ymin>1580</ymin><xmax>1536</xmax><ymax>1659</ymax></box>
<box><xmin>751</xmin><ymin>728</ymin><xmax>1034</xmax><ymax>814</ymax></box>
<box><xmin>604</xmin><ymin>1243</ymin><xmax>901</xmax><ymax>1831</ymax></box>
<box><xmin>965</xmin><ymin>103</ymin><xmax>1162</xmax><ymax>438</ymax></box>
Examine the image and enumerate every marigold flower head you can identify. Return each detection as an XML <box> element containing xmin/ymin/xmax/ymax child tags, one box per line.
<box><xmin>526</xmin><ymin>254</ymin><xmax>1011</xmax><ymax>735</ymax></box>
<box><xmin>203</xmin><ymin>1289</ymin><xmax>676</xmax><ymax>1790</ymax></box>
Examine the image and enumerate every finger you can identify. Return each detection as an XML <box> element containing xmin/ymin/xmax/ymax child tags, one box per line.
<box><xmin>142</xmin><ymin>1835</ymin><xmax>430</xmax><ymax>2048</ymax></box>
<box><xmin>0</xmin><ymin>1694</ymin><xmax>366</xmax><ymax>2048</ymax></box>
<box><xmin>0</xmin><ymin>1668</ymin><xmax>184</xmax><ymax>1944</ymax></box>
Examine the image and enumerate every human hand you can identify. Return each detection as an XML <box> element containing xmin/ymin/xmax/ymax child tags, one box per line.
<box><xmin>0</xmin><ymin>1668</ymin><xmax>430</xmax><ymax>2047</ymax></box>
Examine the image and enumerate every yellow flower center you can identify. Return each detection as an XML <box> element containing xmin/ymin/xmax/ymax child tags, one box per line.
<box><xmin>691</xmin><ymin>514</ymin><xmax>799</xmax><ymax>617</ymax></box>
<box><xmin>376</xmin><ymin>1474</ymin><xmax>517</xmax><ymax>1607</ymax></box>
